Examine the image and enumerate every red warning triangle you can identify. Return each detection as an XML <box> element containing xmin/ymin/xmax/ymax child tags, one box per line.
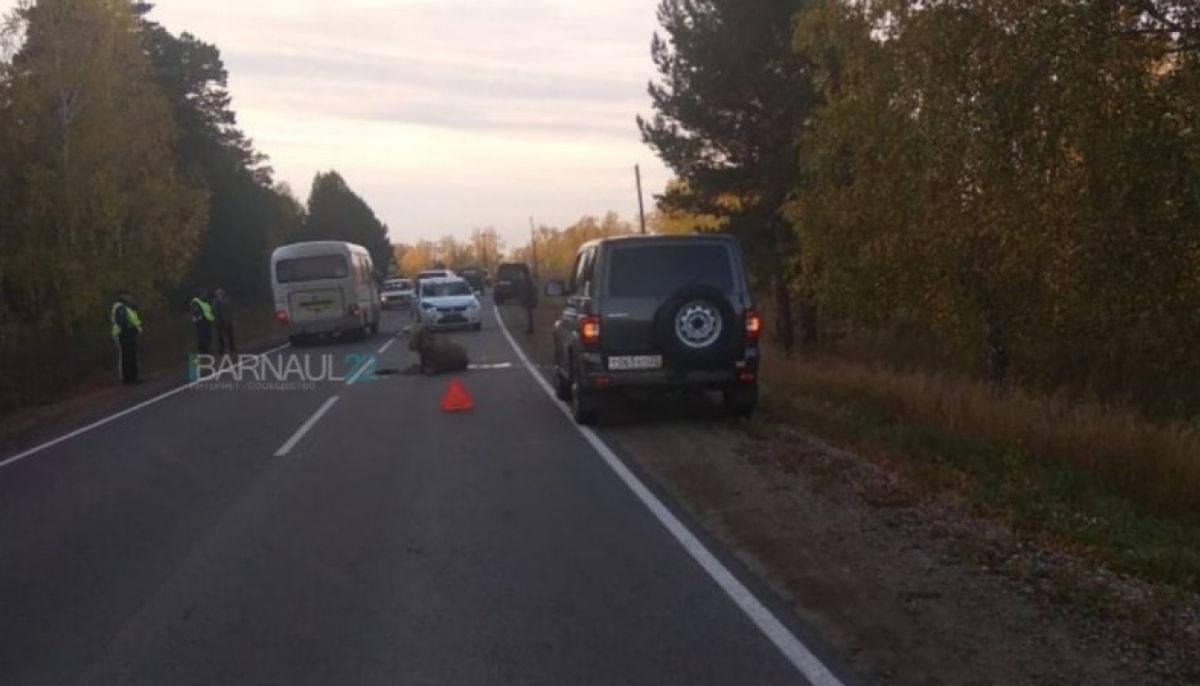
<box><xmin>440</xmin><ymin>378</ymin><xmax>475</xmax><ymax>412</ymax></box>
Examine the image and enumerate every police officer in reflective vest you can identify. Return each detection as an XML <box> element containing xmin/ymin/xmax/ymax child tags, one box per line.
<box><xmin>111</xmin><ymin>290</ymin><xmax>143</xmax><ymax>385</ymax></box>
<box><xmin>190</xmin><ymin>289</ymin><xmax>216</xmax><ymax>355</ymax></box>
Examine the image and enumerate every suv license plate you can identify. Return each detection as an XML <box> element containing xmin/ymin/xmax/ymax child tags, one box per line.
<box><xmin>608</xmin><ymin>355</ymin><xmax>663</xmax><ymax>371</ymax></box>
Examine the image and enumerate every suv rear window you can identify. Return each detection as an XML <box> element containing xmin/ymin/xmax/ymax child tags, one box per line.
<box><xmin>606</xmin><ymin>243</ymin><xmax>735</xmax><ymax>297</ymax></box>
<box><xmin>276</xmin><ymin>255</ymin><xmax>349</xmax><ymax>283</ymax></box>
<box><xmin>496</xmin><ymin>264</ymin><xmax>528</xmax><ymax>279</ymax></box>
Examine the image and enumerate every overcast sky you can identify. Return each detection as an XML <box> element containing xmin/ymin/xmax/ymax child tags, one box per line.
<box><xmin>4</xmin><ymin>0</ymin><xmax>672</xmax><ymax>248</ymax></box>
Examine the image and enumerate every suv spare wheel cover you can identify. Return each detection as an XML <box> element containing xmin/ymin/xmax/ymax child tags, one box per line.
<box><xmin>653</xmin><ymin>284</ymin><xmax>738</xmax><ymax>368</ymax></box>
<box><xmin>675</xmin><ymin>301</ymin><xmax>723</xmax><ymax>349</ymax></box>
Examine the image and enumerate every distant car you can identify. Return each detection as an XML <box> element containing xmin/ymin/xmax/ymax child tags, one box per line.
<box><xmin>417</xmin><ymin>277</ymin><xmax>483</xmax><ymax>331</ymax></box>
<box><xmin>458</xmin><ymin>267</ymin><xmax>486</xmax><ymax>293</ymax></box>
<box><xmin>414</xmin><ymin>269</ymin><xmax>457</xmax><ymax>302</ymax></box>
<box><xmin>493</xmin><ymin>262</ymin><xmax>532</xmax><ymax>304</ymax></box>
<box><xmin>546</xmin><ymin>234</ymin><xmax>759</xmax><ymax>424</ymax></box>
<box><xmin>380</xmin><ymin>278</ymin><xmax>415</xmax><ymax>310</ymax></box>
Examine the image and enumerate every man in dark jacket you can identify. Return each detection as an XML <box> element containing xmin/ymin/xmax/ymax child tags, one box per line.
<box><xmin>514</xmin><ymin>271</ymin><xmax>537</xmax><ymax>334</ymax></box>
<box><xmin>110</xmin><ymin>290</ymin><xmax>143</xmax><ymax>385</ymax></box>
<box><xmin>212</xmin><ymin>287</ymin><xmax>236</xmax><ymax>355</ymax></box>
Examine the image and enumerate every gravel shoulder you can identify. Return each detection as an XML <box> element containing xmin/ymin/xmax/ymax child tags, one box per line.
<box><xmin>499</xmin><ymin>303</ymin><xmax>1200</xmax><ymax>685</ymax></box>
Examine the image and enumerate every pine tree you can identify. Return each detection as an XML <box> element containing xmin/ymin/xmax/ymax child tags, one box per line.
<box><xmin>302</xmin><ymin>171</ymin><xmax>393</xmax><ymax>276</ymax></box>
<box><xmin>638</xmin><ymin>0</ymin><xmax>820</xmax><ymax>350</ymax></box>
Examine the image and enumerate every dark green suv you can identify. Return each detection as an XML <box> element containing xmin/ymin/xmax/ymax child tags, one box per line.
<box><xmin>547</xmin><ymin>234</ymin><xmax>760</xmax><ymax>425</ymax></box>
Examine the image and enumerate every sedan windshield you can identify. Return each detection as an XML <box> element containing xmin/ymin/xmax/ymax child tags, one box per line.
<box><xmin>422</xmin><ymin>281</ymin><xmax>471</xmax><ymax>297</ymax></box>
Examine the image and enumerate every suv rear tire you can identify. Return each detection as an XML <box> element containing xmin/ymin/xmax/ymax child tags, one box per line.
<box><xmin>554</xmin><ymin>368</ymin><xmax>573</xmax><ymax>402</ymax></box>
<box><xmin>570</xmin><ymin>359</ymin><xmax>599</xmax><ymax>425</ymax></box>
<box><xmin>572</xmin><ymin>390</ymin><xmax>598</xmax><ymax>425</ymax></box>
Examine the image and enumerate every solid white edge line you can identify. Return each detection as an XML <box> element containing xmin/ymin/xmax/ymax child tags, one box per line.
<box><xmin>0</xmin><ymin>343</ymin><xmax>292</xmax><ymax>471</ymax></box>
<box><xmin>273</xmin><ymin>395</ymin><xmax>340</xmax><ymax>457</ymax></box>
<box><xmin>493</xmin><ymin>305</ymin><xmax>844</xmax><ymax>686</ymax></box>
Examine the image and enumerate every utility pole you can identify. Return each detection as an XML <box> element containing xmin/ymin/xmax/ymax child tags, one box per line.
<box><xmin>635</xmin><ymin>164</ymin><xmax>647</xmax><ymax>235</ymax></box>
<box><xmin>529</xmin><ymin>217</ymin><xmax>539</xmax><ymax>279</ymax></box>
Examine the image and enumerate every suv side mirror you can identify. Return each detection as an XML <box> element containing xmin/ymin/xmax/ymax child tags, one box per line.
<box><xmin>544</xmin><ymin>279</ymin><xmax>566</xmax><ymax>298</ymax></box>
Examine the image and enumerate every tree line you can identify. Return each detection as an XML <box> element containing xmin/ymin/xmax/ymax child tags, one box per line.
<box><xmin>393</xmin><ymin>228</ymin><xmax>506</xmax><ymax>277</ymax></box>
<box><xmin>640</xmin><ymin>0</ymin><xmax>1200</xmax><ymax>415</ymax></box>
<box><xmin>396</xmin><ymin>213</ymin><xmax>647</xmax><ymax>280</ymax></box>
<box><xmin>0</xmin><ymin>0</ymin><xmax>391</xmax><ymax>408</ymax></box>
<box><xmin>511</xmin><ymin>212</ymin><xmax>639</xmax><ymax>278</ymax></box>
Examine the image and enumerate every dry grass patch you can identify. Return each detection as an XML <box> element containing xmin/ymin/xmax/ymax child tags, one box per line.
<box><xmin>761</xmin><ymin>351</ymin><xmax>1200</xmax><ymax>590</ymax></box>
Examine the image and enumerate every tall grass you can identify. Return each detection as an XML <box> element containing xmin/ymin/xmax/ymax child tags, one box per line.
<box><xmin>761</xmin><ymin>351</ymin><xmax>1200</xmax><ymax>589</ymax></box>
<box><xmin>764</xmin><ymin>353</ymin><xmax>1200</xmax><ymax>523</ymax></box>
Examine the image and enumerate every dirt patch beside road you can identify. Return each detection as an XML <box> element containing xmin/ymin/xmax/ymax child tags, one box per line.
<box><xmin>499</xmin><ymin>302</ymin><xmax>1199</xmax><ymax>685</ymax></box>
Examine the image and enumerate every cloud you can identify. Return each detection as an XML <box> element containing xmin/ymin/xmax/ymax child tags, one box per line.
<box><xmin>0</xmin><ymin>0</ymin><xmax>673</xmax><ymax>246</ymax></box>
<box><xmin>227</xmin><ymin>42</ymin><xmax>644</xmax><ymax>140</ymax></box>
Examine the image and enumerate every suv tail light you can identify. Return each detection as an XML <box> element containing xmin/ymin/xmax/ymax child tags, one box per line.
<box><xmin>745</xmin><ymin>309</ymin><xmax>762</xmax><ymax>341</ymax></box>
<box><xmin>581</xmin><ymin>315</ymin><xmax>602</xmax><ymax>345</ymax></box>
<box><xmin>275</xmin><ymin>309</ymin><xmax>290</xmax><ymax>324</ymax></box>
<box><xmin>348</xmin><ymin>303</ymin><xmax>362</xmax><ymax>317</ymax></box>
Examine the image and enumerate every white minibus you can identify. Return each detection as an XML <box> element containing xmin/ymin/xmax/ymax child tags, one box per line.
<box><xmin>271</xmin><ymin>241</ymin><xmax>382</xmax><ymax>345</ymax></box>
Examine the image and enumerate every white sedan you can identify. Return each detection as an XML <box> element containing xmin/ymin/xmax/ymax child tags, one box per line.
<box><xmin>417</xmin><ymin>277</ymin><xmax>483</xmax><ymax>331</ymax></box>
<box><xmin>380</xmin><ymin>278</ymin><xmax>415</xmax><ymax>310</ymax></box>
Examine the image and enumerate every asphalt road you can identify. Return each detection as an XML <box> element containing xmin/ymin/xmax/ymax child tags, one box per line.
<box><xmin>0</xmin><ymin>306</ymin><xmax>839</xmax><ymax>685</ymax></box>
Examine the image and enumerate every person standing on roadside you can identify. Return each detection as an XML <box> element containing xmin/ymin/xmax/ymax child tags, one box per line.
<box><xmin>190</xmin><ymin>288</ymin><xmax>215</xmax><ymax>355</ymax></box>
<box><xmin>110</xmin><ymin>290</ymin><xmax>143</xmax><ymax>385</ymax></box>
<box><xmin>212</xmin><ymin>287</ymin><xmax>236</xmax><ymax>355</ymax></box>
<box><xmin>515</xmin><ymin>270</ymin><xmax>537</xmax><ymax>334</ymax></box>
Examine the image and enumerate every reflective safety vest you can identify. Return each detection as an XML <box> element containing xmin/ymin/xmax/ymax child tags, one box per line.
<box><xmin>192</xmin><ymin>297</ymin><xmax>216</xmax><ymax>323</ymax></box>
<box><xmin>110</xmin><ymin>302</ymin><xmax>143</xmax><ymax>338</ymax></box>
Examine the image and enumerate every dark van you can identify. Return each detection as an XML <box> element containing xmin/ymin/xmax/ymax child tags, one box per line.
<box><xmin>493</xmin><ymin>262</ymin><xmax>533</xmax><ymax>304</ymax></box>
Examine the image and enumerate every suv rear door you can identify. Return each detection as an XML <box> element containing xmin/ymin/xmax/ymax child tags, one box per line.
<box><xmin>599</xmin><ymin>240</ymin><xmax>742</xmax><ymax>360</ymax></box>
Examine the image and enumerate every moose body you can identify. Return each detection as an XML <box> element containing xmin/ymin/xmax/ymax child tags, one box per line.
<box><xmin>407</xmin><ymin>324</ymin><xmax>469</xmax><ymax>375</ymax></box>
